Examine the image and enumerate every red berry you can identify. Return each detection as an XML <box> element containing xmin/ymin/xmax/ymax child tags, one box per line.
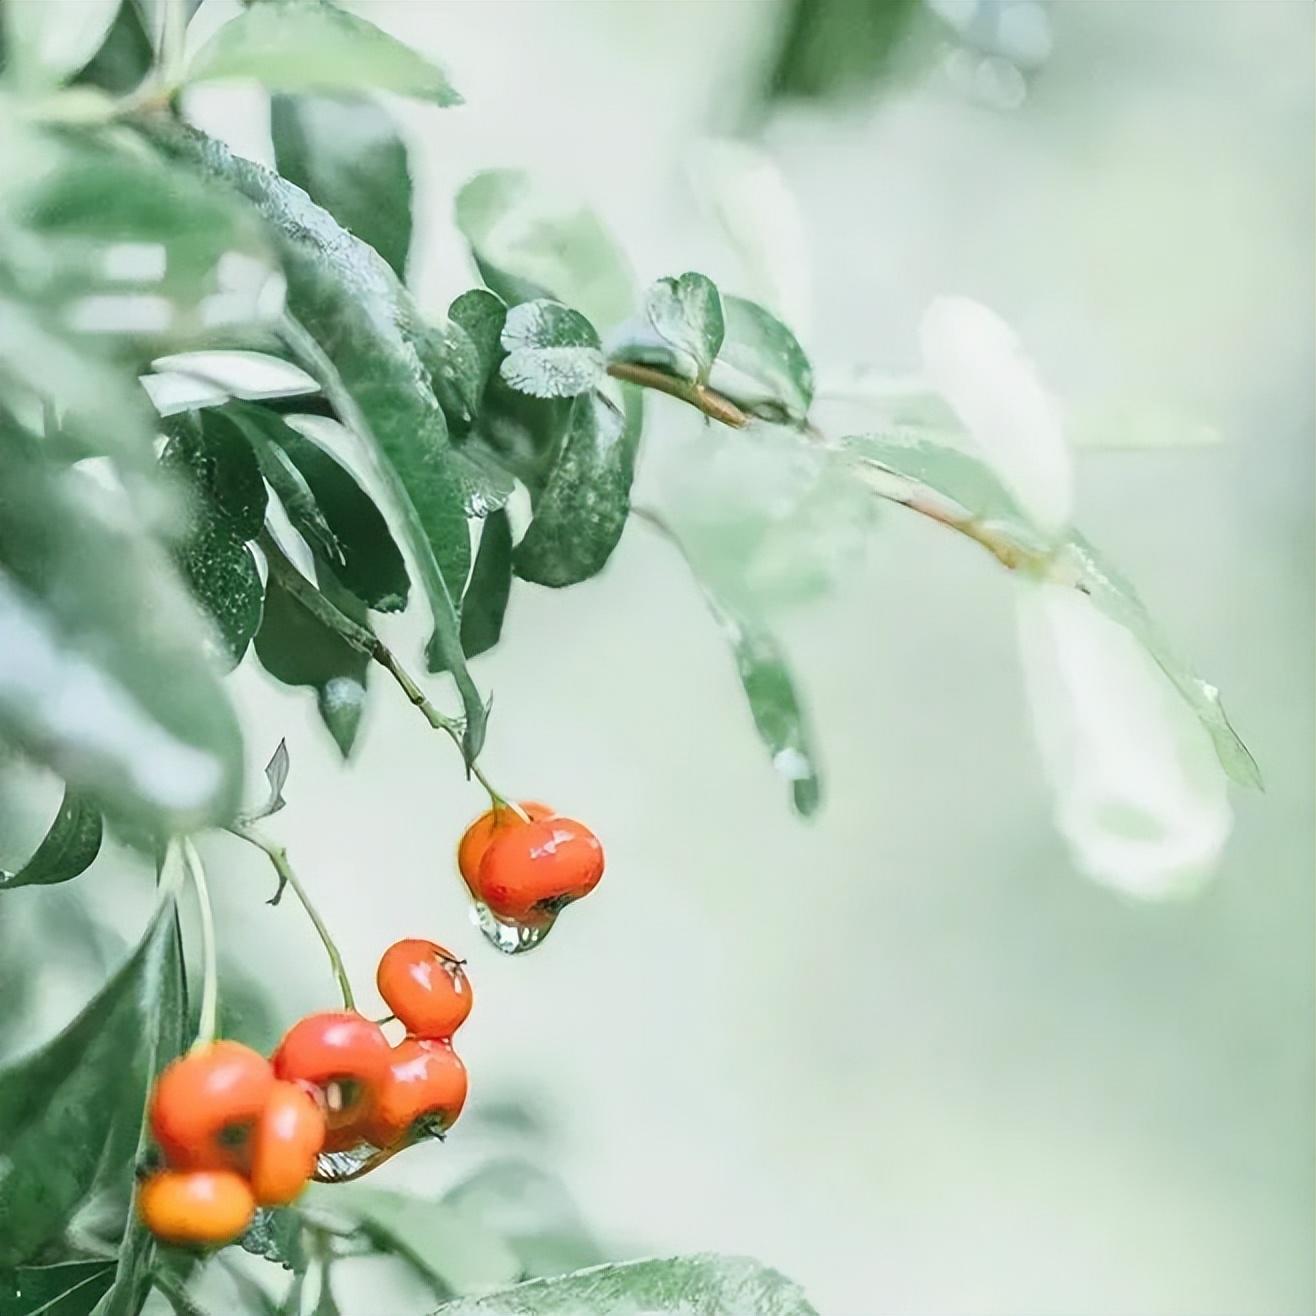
<box><xmin>271</xmin><ymin>1012</ymin><xmax>391</xmax><ymax>1149</ymax></box>
<box><xmin>248</xmin><ymin>1080</ymin><xmax>326</xmax><ymax>1206</ymax></box>
<box><xmin>376</xmin><ymin>939</ymin><xmax>472</xmax><ymax>1039</ymax></box>
<box><xmin>477</xmin><ymin>816</ymin><xmax>604</xmax><ymax>925</ymax></box>
<box><xmin>361</xmin><ymin>1038</ymin><xmax>468</xmax><ymax>1150</ymax></box>
<box><xmin>149</xmin><ymin>1041</ymin><xmax>274</xmax><ymax>1171</ymax></box>
<box><xmin>457</xmin><ymin>801</ymin><xmax>554</xmax><ymax>888</ymax></box>
<box><xmin>138</xmin><ymin>1169</ymin><xmax>255</xmax><ymax>1246</ymax></box>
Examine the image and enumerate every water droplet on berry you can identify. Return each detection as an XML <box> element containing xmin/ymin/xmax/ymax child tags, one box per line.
<box><xmin>469</xmin><ymin>899</ymin><xmax>554</xmax><ymax>955</ymax></box>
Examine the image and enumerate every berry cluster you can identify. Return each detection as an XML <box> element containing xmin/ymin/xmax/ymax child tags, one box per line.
<box><xmin>140</xmin><ymin>939</ymin><xmax>473</xmax><ymax>1247</ymax></box>
<box><xmin>458</xmin><ymin>801</ymin><xmax>604</xmax><ymax>931</ymax></box>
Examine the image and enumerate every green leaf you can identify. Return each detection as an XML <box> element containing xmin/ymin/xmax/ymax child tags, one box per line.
<box><xmin>499</xmin><ymin>301</ymin><xmax>604</xmax><ymax>399</ymax></box>
<box><xmin>610</xmin><ymin>273</ymin><xmax>724</xmax><ymax>384</ymax></box>
<box><xmin>305</xmin><ymin>1186</ymin><xmax>520</xmax><ymax>1298</ymax></box>
<box><xmin>459</xmin><ymin>510</ymin><xmax>512</xmax><ymax>660</ymax></box>
<box><xmin>0</xmin><ymin>785</ymin><xmax>102</xmax><ymax>889</ymax></box>
<box><xmin>4</xmin><ymin>0</ymin><xmax>122</xmax><ymax>89</ymax></box>
<box><xmin>0</xmin><ymin>888</ymin><xmax>176</xmax><ymax>1266</ymax></box>
<box><xmin>442</xmin><ymin>1160</ymin><xmax>604</xmax><ymax>1281</ymax></box>
<box><xmin>708</xmin><ymin>296</ymin><xmax>813</xmax><ymax>423</ymax></box>
<box><xmin>1062</xmin><ymin>532</ymin><xmax>1262</xmax><ymax>789</ymax></box>
<box><xmin>185</xmin><ymin>0</ymin><xmax>461</xmax><ymax>104</ymax></box>
<box><xmin>176</xmin><ymin>523</ymin><xmax>264</xmax><ymax>668</ymax></box>
<box><xmin>0</xmin><ymin>1258</ymin><xmax>116</xmax><ymax>1315</ymax></box>
<box><xmin>0</xmin><ymin>126</ymin><xmax>281</xmax><ymax>351</ymax></box>
<box><xmin>455</xmin><ymin>171</ymin><xmax>633</xmax><ymax>331</ymax></box>
<box><xmin>238</xmin><ymin>1208</ymin><xmax>306</xmax><ymax>1273</ymax></box>
<box><xmin>259</xmin><ymin>738</ymin><xmax>290</xmax><ymax>819</ymax></box>
<box><xmin>271</xmin><ymin>93</ymin><xmax>413</xmax><ymax>282</ymax></box>
<box><xmin>247</xmin><ymin>412</ymin><xmax>409</xmax><ymax>613</ymax></box>
<box><xmin>145</xmin><ymin>121</ymin><xmax>484</xmax><ymax>756</ymax></box>
<box><xmin>74</xmin><ymin>0</ymin><xmax>152</xmax><ymax>96</ymax></box>
<box><xmin>431</xmin><ymin>1254</ymin><xmax>820</xmax><ymax>1316</ymax></box>
<box><xmin>0</xmin><ymin>440</ymin><xmax>244</xmax><ymax>831</ymax></box>
<box><xmin>254</xmin><ymin>573</ymin><xmax>369</xmax><ymax>759</ymax></box>
<box><xmin>513</xmin><ymin>392</ymin><xmax>634</xmax><ymax>588</ymax></box>
<box><xmin>449</xmin><ymin>289</ymin><xmax>507</xmax><ymax>399</ymax></box>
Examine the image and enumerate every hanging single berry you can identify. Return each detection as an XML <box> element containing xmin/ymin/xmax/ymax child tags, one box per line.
<box><xmin>457</xmin><ymin>801</ymin><xmax>554</xmax><ymax>887</ymax></box>
<box><xmin>271</xmin><ymin>1012</ymin><xmax>391</xmax><ymax>1151</ymax></box>
<box><xmin>376</xmin><ymin>938</ymin><xmax>473</xmax><ymax>1039</ymax></box>
<box><xmin>361</xmin><ymin>1037</ymin><xmax>468</xmax><ymax>1150</ymax></box>
<box><xmin>149</xmin><ymin>1040</ymin><xmax>274</xmax><ymax>1171</ymax></box>
<box><xmin>248</xmin><ymin>1080</ymin><xmax>326</xmax><ymax>1206</ymax></box>
<box><xmin>476</xmin><ymin>816</ymin><xmax>604</xmax><ymax>925</ymax></box>
<box><xmin>138</xmin><ymin>1169</ymin><xmax>256</xmax><ymax>1246</ymax></box>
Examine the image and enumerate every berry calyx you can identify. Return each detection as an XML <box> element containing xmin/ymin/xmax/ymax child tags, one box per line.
<box><xmin>149</xmin><ymin>1040</ymin><xmax>274</xmax><ymax>1171</ymax></box>
<box><xmin>361</xmin><ymin>1038</ymin><xmax>468</xmax><ymax>1150</ymax></box>
<box><xmin>138</xmin><ymin>1169</ymin><xmax>255</xmax><ymax>1246</ymax></box>
<box><xmin>457</xmin><ymin>801</ymin><xmax>554</xmax><ymax>887</ymax></box>
<box><xmin>376</xmin><ymin>939</ymin><xmax>472</xmax><ymax>1039</ymax></box>
<box><xmin>271</xmin><ymin>1011</ymin><xmax>391</xmax><ymax>1149</ymax></box>
<box><xmin>476</xmin><ymin>816</ymin><xmax>604</xmax><ymax>925</ymax></box>
<box><xmin>248</xmin><ymin>1080</ymin><xmax>326</xmax><ymax>1206</ymax></box>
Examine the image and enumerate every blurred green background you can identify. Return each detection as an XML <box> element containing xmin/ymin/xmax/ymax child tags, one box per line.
<box><xmin>4</xmin><ymin>1</ymin><xmax>1312</xmax><ymax>1312</ymax></box>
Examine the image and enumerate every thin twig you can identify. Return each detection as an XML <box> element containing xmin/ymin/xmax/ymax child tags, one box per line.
<box><xmin>607</xmin><ymin>361</ymin><xmax>750</xmax><ymax>427</ymax></box>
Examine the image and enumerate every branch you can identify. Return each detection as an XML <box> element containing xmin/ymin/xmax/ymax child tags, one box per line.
<box><xmin>606</xmin><ymin>361</ymin><xmax>750</xmax><ymax>428</ymax></box>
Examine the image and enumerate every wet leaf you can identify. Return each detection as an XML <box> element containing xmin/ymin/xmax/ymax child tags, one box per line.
<box><xmin>514</xmin><ymin>392</ymin><xmax>634</xmax><ymax>588</ymax></box>
<box><xmin>0</xmin><ymin>889</ymin><xmax>176</xmax><ymax>1266</ymax></box>
<box><xmin>0</xmin><ymin>1258</ymin><xmax>115</xmax><ymax>1315</ymax></box>
<box><xmin>1062</xmin><ymin>532</ymin><xmax>1262</xmax><ymax>790</ymax></box>
<box><xmin>0</xmin><ymin>785</ymin><xmax>102</xmax><ymax>889</ymax></box>
<box><xmin>146</xmin><ymin>121</ymin><xmax>484</xmax><ymax>757</ymax></box>
<box><xmin>708</xmin><ymin>296</ymin><xmax>813</xmax><ymax>423</ymax></box>
<box><xmin>431</xmin><ymin>1254</ymin><xmax>820</xmax><ymax>1316</ymax></box>
<box><xmin>609</xmin><ymin>272</ymin><xmax>724</xmax><ymax>384</ymax></box>
<box><xmin>459</xmin><ymin>510</ymin><xmax>513</xmax><ymax>661</ymax></box>
<box><xmin>500</xmin><ymin>301</ymin><xmax>604</xmax><ymax>399</ymax></box>
<box><xmin>306</xmin><ymin>1186</ymin><xmax>519</xmax><ymax>1298</ymax></box>
<box><xmin>449</xmin><ymin>289</ymin><xmax>507</xmax><ymax>402</ymax></box>
<box><xmin>149</xmin><ymin>351</ymin><xmax>319</xmax><ymax>408</ymax></box>
<box><xmin>271</xmin><ymin>93</ymin><xmax>413</xmax><ymax>282</ymax></box>
<box><xmin>186</xmin><ymin>0</ymin><xmax>461</xmax><ymax>105</ymax></box>
<box><xmin>4</xmin><ymin>0</ymin><xmax>122</xmax><ymax>88</ymax></box>
<box><xmin>238</xmin><ymin>1208</ymin><xmax>306</xmax><ymax>1273</ymax></box>
<box><xmin>0</xmin><ymin>440</ymin><xmax>244</xmax><ymax>831</ymax></box>
<box><xmin>455</xmin><ymin>171</ymin><xmax>632</xmax><ymax>331</ymax></box>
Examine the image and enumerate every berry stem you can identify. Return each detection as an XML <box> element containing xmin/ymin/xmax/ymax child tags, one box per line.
<box><xmin>180</xmin><ymin>838</ymin><xmax>218</xmax><ymax>1051</ymax></box>
<box><xmin>227</xmin><ymin>824</ymin><xmax>356</xmax><ymax>1012</ymax></box>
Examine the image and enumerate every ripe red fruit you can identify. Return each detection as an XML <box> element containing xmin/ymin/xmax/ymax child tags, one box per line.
<box><xmin>149</xmin><ymin>1040</ymin><xmax>274</xmax><ymax>1170</ymax></box>
<box><xmin>361</xmin><ymin>1037</ymin><xmax>468</xmax><ymax>1150</ymax></box>
<box><xmin>271</xmin><ymin>1012</ymin><xmax>391</xmax><ymax>1150</ymax></box>
<box><xmin>376</xmin><ymin>939</ymin><xmax>472</xmax><ymax>1039</ymax></box>
<box><xmin>476</xmin><ymin>816</ymin><xmax>604</xmax><ymax>925</ymax></box>
<box><xmin>457</xmin><ymin>801</ymin><xmax>554</xmax><ymax>888</ymax></box>
<box><xmin>248</xmin><ymin>1080</ymin><xmax>326</xmax><ymax>1206</ymax></box>
<box><xmin>138</xmin><ymin>1169</ymin><xmax>255</xmax><ymax>1246</ymax></box>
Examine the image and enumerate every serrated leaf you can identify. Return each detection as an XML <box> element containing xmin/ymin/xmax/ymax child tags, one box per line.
<box><xmin>514</xmin><ymin>391</ymin><xmax>634</xmax><ymax>588</ymax></box>
<box><xmin>611</xmin><ymin>272</ymin><xmax>724</xmax><ymax>384</ymax></box>
<box><xmin>707</xmin><ymin>296</ymin><xmax>813</xmax><ymax>423</ymax></box>
<box><xmin>0</xmin><ymin>785</ymin><xmax>102</xmax><ymax>890</ymax></box>
<box><xmin>431</xmin><ymin>1253</ymin><xmax>820</xmax><ymax>1316</ymax></box>
<box><xmin>254</xmin><ymin>574</ymin><xmax>369</xmax><ymax>759</ymax></box>
<box><xmin>306</xmin><ymin>1186</ymin><xmax>520</xmax><ymax>1297</ymax></box>
<box><xmin>271</xmin><ymin>93</ymin><xmax>413</xmax><ymax>282</ymax></box>
<box><xmin>0</xmin><ymin>440</ymin><xmax>244</xmax><ymax>831</ymax></box>
<box><xmin>185</xmin><ymin>0</ymin><xmax>461</xmax><ymax>105</ymax></box>
<box><xmin>261</xmin><ymin>414</ymin><xmax>410</xmax><ymax>613</ymax></box>
<box><xmin>0</xmin><ymin>1258</ymin><xmax>115</xmax><ymax>1315</ymax></box>
<box><xmin>146</xmin><ymin>121</ymin><xmax>484</xmax><ymax>757</ymax></box>
<box><xmin>1062</xmin><ymin>532</ymin><xmax>1262</xmax><ymax>789</ymax></box>
<box><xmin>499</xmin><ymin>301</ymin><xmax>604</xmax><ymax>399</ymax></box>
<box><xmin>459</xmin><ymin>510</ymin><xmax>512</xmax><ymax>660</ymax></box>
<box><xmin>4</xmin><ymin>0</ymin><xmax>122</xmax><ymax>89</ymax></box>
<box><xmin>0</xmin><ymin>889</ymin><xmax>175</xmax><ymax>1266</ymax></box>
<box><xmin>455</xmin><ymin>171</ymin><xmax>633</xmax><ymax>331</ymax></box>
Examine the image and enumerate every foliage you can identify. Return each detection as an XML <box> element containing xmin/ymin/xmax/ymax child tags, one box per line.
<box><xmin>0</xmin><ymin>1</ymin><xmax>1258</xmax><ymax>1312</ymax></box>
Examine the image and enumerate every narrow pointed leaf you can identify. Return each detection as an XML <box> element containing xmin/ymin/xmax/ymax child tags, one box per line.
<box><xmin>460</xmin><ymin>510</ymin><xmax>513</xmax><ymax>660</ymax></box>
<box><xmin>271</xmin><ymin>93</ymin><xmax>413</xmax><ymax>282</ymax></box>
<box><xmin>185</xmin><ymin>0</ymin><xmax>461</xmax><ymax>104</ymax></box>
<box><xmin>0</xmin><ymin>785</ymin><xmax>102</xmax><ymax>890</ymax></box>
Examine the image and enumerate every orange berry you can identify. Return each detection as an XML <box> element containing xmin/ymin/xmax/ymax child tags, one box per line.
<box><xmin>149</xmin><ymin>1041</ymin><xmax>274</xmax><ymax>1170</ymax></box>
<box><xmin>138</xmin><ymin>1169</ymin><xmax>255</xmax><ymax>1246</ymax></box>
<box><xmin>376</xmin><ymin>939</ymin><xmax>472</xmax><ymax>1039</ymax></box>
<box><xmin>248</xmin><ymin>1080</ymin><xmax>326</xmax><ymax>1206</ymax></box>
<box><xmin>477</xmin><ymin>816</ymin><xmax>604</xmax><ymax>925</ymax></box>
<box><xmin>361</xmin><ymin>1038</ymin><xmax>468</xmax><ymax>1150</ymax></box>
<box><xmin>457</xmin><ymin>801</ymin><xmax>554</xmax><ymax>887</ymax></box>
<box><xmin>271</xmin><ymin>1012</ymin><xmax>391</xmax><ymax>1147</ymax></box>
